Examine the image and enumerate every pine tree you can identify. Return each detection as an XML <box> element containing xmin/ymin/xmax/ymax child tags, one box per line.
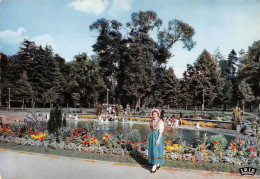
<box><xmin>14</xmin><ymin>71</ymin><xmax>34</xmax><ymax>108</ymax></box>
<box><xmin>190</xmin><ymin>50</ymin><xmax>221</xmax><ymax>109</ymax></box>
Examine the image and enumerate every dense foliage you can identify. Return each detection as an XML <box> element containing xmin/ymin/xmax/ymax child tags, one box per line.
<box><xmin>0</xmin><ymin>10</ymin><xmax>259</xmax><ymax>111</ymax></box>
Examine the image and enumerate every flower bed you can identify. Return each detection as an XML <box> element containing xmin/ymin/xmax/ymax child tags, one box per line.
<box><xmin>0</xmin><ymin>123</ymin><xmax>259</xmax><ymax>169</ymax></box>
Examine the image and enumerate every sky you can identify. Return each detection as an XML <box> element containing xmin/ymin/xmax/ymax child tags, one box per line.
<box><xmin>0</xmin><ymin>0</ymin><xmax>259</xmax><ymax>78</ymax></box>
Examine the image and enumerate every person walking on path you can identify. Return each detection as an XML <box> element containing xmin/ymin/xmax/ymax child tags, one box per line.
<box><xmin>148</xmin><ymin>108</ymin><xmax>165</xmax><ymax>173</ymax></box>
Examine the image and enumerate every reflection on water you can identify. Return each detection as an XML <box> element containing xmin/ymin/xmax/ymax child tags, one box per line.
<box><xmin>68</xmin><ymin>120</ymin><xmax>235</xmax><ymax>147</ymax></box>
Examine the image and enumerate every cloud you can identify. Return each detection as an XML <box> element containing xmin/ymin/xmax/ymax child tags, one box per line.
<box><xmin>109</xmin><ymin>0</ymin><xmax>133</xmax><ymax>16</ymax></box>
<box><xmin>31</xmin><ymin>34</ymin><xmax>58</xmax><ymax>52</ymax></box>
<box><xmin>0</xmin><ymin>27</ymin><xmax>28</xmax><ymax>46</ymax></box>
<box><xmin>69</xmin><ymin>0</ymin><xmax>109</xmax><ymax>15</ymax></box>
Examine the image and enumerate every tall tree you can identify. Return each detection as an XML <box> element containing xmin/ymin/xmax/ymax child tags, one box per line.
<box><xmin>14</xmin><ymin>71</ymin><xmax>34</xmax><ymax>108</ymax></box>
<box><xmin>188</xmin><ymin>50</ymin><xmax>221</xmax><ymax>110</ymax></box>
<box><xmin>161</xmin><ymin>67</ymin><xmax>179</xmax><ymax>107</ymax></box>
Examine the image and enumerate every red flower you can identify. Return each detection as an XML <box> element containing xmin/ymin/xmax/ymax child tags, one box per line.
<box><xmin>249</xmin><ymin>147</ymin><xmax>254</xmax><ymax>151</ymax></box>
<box><xmin>22</xmin><ymin>133</ymin><xmax>25</xmax><ymax>136</ymax></box>
<box><xmin>84</xmin><ymin>141</ymin><xmax>88</xmax><ymax>144</ymax></box>
<box><xmin>118</xmin><ymin>141</ymin><xmax>122</xmax><ymax>144</ymax></box>
<box><xmin>28</xmin><ymin>129</ymin><xmax>31</xmax><ymax>133</ymax></box>
<box><xmin>70</xmin><ymin>136</ymin><xmax>72</xmax><ymax>138</ymax></box>
<box><xmin>143</xmin><ymin>143</ymin><xmax>146</xmax><ymax>145</ymax></box>
<box><xmin>40</xmin><ymin>137</ymin><xmax>44</xmax><ymax>140</ymax></box>
<box><xmin>69</xmin><ymin>139</ymin><xmax>71</xmax><ymax>141</ymax></box>
<box><xmin>251</xmin><ymin>154</ymin><xmax>256</xmax><ymax>157</ymax></box>
<box><xmin>37</xmin><ymin>131</ymin><xmax>40</xmax><ymax>134</ymax></box>
<box><xmin>84</xmin><ymin>134</ymin><xmax>88</xmax><ymax>138</ymax></box>
<box><xmin>59</xmin><ymin>132</ymin><xmax>61</xmax><ymax>135</ymax></box>
<box><xmin>75</xmin><ymin>132</ymin><xmax>78</xmax><ymax>136</ymax></box>
<box><xmin>93</xmin><ymin>137</ymin><xmax>96</xmax><ymax>140</ymax></box>
<box><xmin>16</xmin><ymin>135</ymin><xmax>19</xmax><ymax>137</ymax></box>
<box><xmin>49</xmin><ymin>134</ymin><xmax>52</xmax><ymax>137</ymax></box>
<box><xmin>51</xmin><ymin>138</ymin><xmax>54</xmax><ymax>141</ymax></box>
<box><xmin>214</xmin><ymin>142</ymin><xmax>218</xmax><ymax>145</ymax></box>
<box><xmin>38</xmin><ymin>114</ymin><xmax>42</xmax><ymax>117</ymax></box>
<box><xmin>136</xmin><ymin>145</ymin><xmax>140</xmax><ymax>149</ymax></box>
<box><xmin>232</xmin><ymin>146</ymin><xmax>236</xmax><ymax>150</ymax></box>
<box><xmin>5</xmin><ymin>128</ymin><xmax>9</xmax><ymax>131</ymax></box>
<box><xmin>105</xmin><ymin>135</ymin><xmax>109</xmax><ymax>139</ymax></box>
<box><xmin>73</xmin><ymin>129</ymin><xmax>76</xmax><ymax>133</ymax></box>
<box><xmin>33</xmin><ymin>132</ymin><xmax>37</xmax><ymax>135</ymax></box>
<box><xmin>238</xmin><ymin>142</ymin><xmax>242</xmax><ymax>145</ymax></box>
<box><xmin>17</xmin><ymin>128</ymin><xmax>21</xmax><ymax>131</ymax></box>
<box><xmin>128</xmin><ymin>142</ymin><xmax>133</xmax><ymax>145</ymax></box>
<box><xmin>3</xmin><ymin>128</ymin><xmax>5</xmax><ymax>130</ymax></box>
<box><xmin>139</xmin><ymin>141</ymin><xmax>143</xmax><ymax>144</ymax></box>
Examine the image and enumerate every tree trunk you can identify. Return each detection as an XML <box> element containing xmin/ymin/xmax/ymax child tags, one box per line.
<box><xmin>22</xmin><ymin>98</ymin><xmax>24</xmax><ymax>109</ymax></box>
<box><xmin>135</xmin><ymin>97</ymin><xmax>141</xmax><ymax>111</ymax></box>
<box><xmin>141</xmin><ymin>97</ymin><xmax>147</xmax><ymax>111</ymax></box>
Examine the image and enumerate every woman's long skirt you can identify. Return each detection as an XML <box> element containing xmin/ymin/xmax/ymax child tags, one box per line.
<box><xmin>148</xmin><ymin>131</ymin><xmax>164</xmax><ymax>164</ymax></box>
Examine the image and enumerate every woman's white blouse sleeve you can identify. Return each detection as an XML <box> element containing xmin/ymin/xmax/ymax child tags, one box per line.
<box><xmin>158</xmin><ymin>120</ymin><xmax>164</xmax><ymax>133</ymax></box>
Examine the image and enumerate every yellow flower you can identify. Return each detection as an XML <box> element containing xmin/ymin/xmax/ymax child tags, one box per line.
<box><xmin>166</xmin><ymin>145</ymin><xmax>172</xmax><ymax>152</ymax></box>
<box><xmin>173</xmin><ymin>144</ymin><xmax>178</xmax><ymax>147</ymax></box>
<box><xmin>173</xmin><ymin>147</ymin><xmax>179</xmax><ymax>151</ymax></box>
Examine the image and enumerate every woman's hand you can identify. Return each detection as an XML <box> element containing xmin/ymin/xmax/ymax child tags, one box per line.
<box><xmin>156</xmin><ymin>140</ymin><xmax>159</xmax><ymax>146</ymax></box>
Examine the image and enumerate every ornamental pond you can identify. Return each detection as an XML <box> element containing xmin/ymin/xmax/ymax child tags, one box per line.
<box><xmin>69</xmin><ymin>120</ymin><xmax>236</xmax><ymax>148</ymax></box>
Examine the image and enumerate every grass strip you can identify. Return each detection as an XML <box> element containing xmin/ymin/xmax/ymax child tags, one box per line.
<box><xmin>0</xmin><ymin>141</ymin><xmax>259</xmax><ymax>175</ymax></box>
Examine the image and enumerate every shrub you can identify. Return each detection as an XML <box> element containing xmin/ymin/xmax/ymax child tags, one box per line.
<box><xmin>47</xmin><ymin>105</ymin><xmax>62</xmax><ymax>133</ymax></box>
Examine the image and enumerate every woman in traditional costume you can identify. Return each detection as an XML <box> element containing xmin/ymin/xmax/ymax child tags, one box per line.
<box><xmin>148</xmin><ymin>109</ymin><xmax>164</xmax><ymax>173</ymax></box>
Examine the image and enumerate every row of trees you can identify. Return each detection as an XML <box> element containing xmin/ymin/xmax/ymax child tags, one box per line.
<box><xmin>0</xmin><ymin>10</ymin><xmax>259</xmax><ymax>111</ymax></box>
